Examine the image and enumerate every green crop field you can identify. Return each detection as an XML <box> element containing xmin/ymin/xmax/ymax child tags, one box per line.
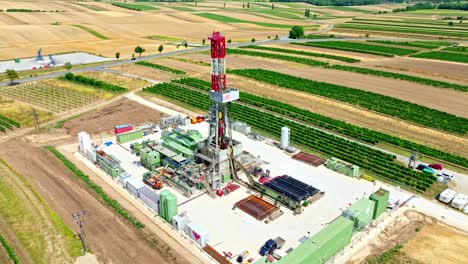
<box><xmin>195</xmin><ymin>13</ymin><xmax>309</xmax><ymax>28</ymax></box>
<box><xmin>167</xmin><ymin>6</ymin><xmax>194</xmax><ymax>12</ymax></box>
<box><xmin>62</xmin><ymin>73</ymin><xmax>127</xmax><ymax>93</ymax></box>
<box><xmin>410</xmin><ymin>51</ymin><xmax>468</xmax><ymax>64</ymax></box>
<box><xmin>326</xmin><ymin>65</ymin><xmax>468</xmax><ymax>92</ymax></box>
<box><xmin>72</xmin><ymin>25</ymin><xmax>108</xmax><ymax>40</ymax></box>
<box><xmin>174</xmin><ymin>77</ymin><xmax>468</xmax><ymax>167</ymax></box>
<box><xmin>346</xmin><ymin>21</ymin><xmax>468</xmax><ymax>32</ymax></box>
<box><xmin>293</xmin><ymin>41</ymin><xmax>418</xmax><ymax>56</ymax></box>
<box><xmin>335</xmin><ymin>24</ymin><xmax>468</xmax><ymax>38</ymax></box>
<box><xmin>144</xmin><ymin>82</ymin><xmax>438</xmax><ymax>192</ymax></box>
<box><xmin>240</xmin><ymin>45</ymin><xmax>360</xmax><ymax>62</ymax></box>
<box><xmin>228</xmin><ymin>69</ymin><xmax>468</xmax><ymax>135</ymax></box>
<box><xmin>136</xmin><ymin>61</ymin><xmax>186</xmax><ymax>74</ymax></box>
<box><xmin>245</xmin><ymin>9</ymin><xmax>305</xmax><ymax>20</ymax></box>
<box><xmin>227</xmin><ymin>48</ymin><xmax>329</xmax><ymax>67</ymax></box>
<box><xmin>352</xmin><ymin>18</ymin><xmax>468</xmax><ymax>28</ymax></box>
<box><xmin>442</xmin><ymin>46</ymin><xmax>468</xmax><ymax>53</ymax></box>
<box><xmin>110</xmin><ymin>2</ymin><xmax>159</xmax><ymax>11</ymax></box>
<box><xmin>329</xmin><ymin>6</ymin><xmax>375</xmax><ymax>14</ymax></box>
<box><xmin>367</xmin><ymin>40</ymin><xmax>442</xmax><ymax>49</ymax></box>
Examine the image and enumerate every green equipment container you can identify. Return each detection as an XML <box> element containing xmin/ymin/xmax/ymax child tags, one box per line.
<box><xmin>221</xmin><ymin>173</ymin><xmax>231</xmax><ymax>183</ymax></box>
<box><xmin>140</xmin><ymin>148</ymin><xmax>161</xmax><ymax>171</ymax></box>
<box><xmin>97</xmin><ymin>153</ymin><xmax>123</xmax><ymax>177</ymax></box>
<box><xmin>369</xmin><ymin>188</ymin><xmax>390</xmax><ymax>220</ymax></box>
<box><xmin>260</xmin><ymin>216</ymin><xmax>353</xmax><ymax>264</ymax></box>
<box><xmin>326</xmin><ymin>157</ymin><xmax>360</xmax><ymax>177</ymax></box>
<box><xmin>159</xmin><ymin>190</ymin><xmax>177</xmax><ymax>223</ymax></box>
<box><xmin>342</xmin><ymin>197</ymin><xmax>375</xmax><ymax>232</ymax></box>
<box><xmin>116</xmin><ymin>130</ymin><xmax>144</xmax><ymax>144</ymax></box>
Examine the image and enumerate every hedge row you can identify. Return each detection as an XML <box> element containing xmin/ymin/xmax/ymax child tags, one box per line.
<box><xmin>0</xmin><ymin>115</ymin><xmax>20</xmax><ymax>128</ymax></box>
<box><xmin>136</xmin><ymin>61</ymin><xmax>186</xmax><ymax>74</ymax></box>
<box><xmin>62</xmin><ymin>73</ymin><xmax>127</xmax><ymax>93</ymax></box>
<box><xmin>46</xmin><ymin>146</ymin><xmax>145</xmax><ymax>229</ymax></box>
<box><xmin>0</xmin><ymin>233</ymin><xmax>20</xmax><ymax>264</ymax></box>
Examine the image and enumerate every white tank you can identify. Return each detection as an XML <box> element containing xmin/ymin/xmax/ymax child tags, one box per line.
<box><xmin>78</xmin><ymin>131</ymin><xmax>91</xmax><ymax>154</ymax></box>
<box><xmin>280</xmin><ymin>126</ymin><xmax>290</xmax><ymax>149</ymax></box>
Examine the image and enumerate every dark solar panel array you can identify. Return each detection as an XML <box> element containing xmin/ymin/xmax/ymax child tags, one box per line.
<box><xmin>264</xmin><ymin>175</ymin><xmax>320</xmax><ymax>202</ymax></box>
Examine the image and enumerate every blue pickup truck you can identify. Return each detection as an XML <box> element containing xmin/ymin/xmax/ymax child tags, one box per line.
<box><xmin>259</xmin><ymin>237</ymin><xmax>285</xmax><ymax>256</ymax></box>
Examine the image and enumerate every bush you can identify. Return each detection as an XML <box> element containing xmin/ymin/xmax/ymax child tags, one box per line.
<box><xmin>361</xmin><ymin>174</ymin><xmax>375</xmax><ymax>182</ymax></box>
<box><xmin>289</xmin><ymin>25</ymin><xmax>304</xmax><ymax>39</ymax></box>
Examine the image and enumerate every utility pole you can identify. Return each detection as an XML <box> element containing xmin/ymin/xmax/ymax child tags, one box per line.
<box><xmin>31</xmin><ymin>107</ymin><xmax>40</xmax><ymax>129</ymax></box>
<box><xmin>72</xmin><ymin>210</ymin><xmax>87</xmax><ymax>253</ymax></box>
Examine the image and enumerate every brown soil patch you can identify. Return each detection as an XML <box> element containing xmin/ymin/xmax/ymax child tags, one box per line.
<box><xmin>364</xmin><ymin>57</ymin><xmax>468</xmax><ymax>82</ymax></box>
<box><xmin>349</xmin><ymin>210</ymin><xmax>468</xmax><ymax>264</ymax></box>
<box><xmin>227</xmin><ymin>75</ymin><xmax>468</xmax><ymax>157</ymax></box>
<box><xmin>151</xmin><ymin>57</ymin><xmax>210</xmax><ymax>76</ymax></box>
<box><xmin>0</xmin><ymin>139</ymin><xmax>180</xmax><ymax>264</ymax></box>
<box><xmin>64</xmin><ymin>98</ymin><xmax>165</xmax><ymax>136</ymax></box>
<box><xmin>109</xmin><ymin>64</ymin><xmax>176</xmax><ymax>83</ymax></box>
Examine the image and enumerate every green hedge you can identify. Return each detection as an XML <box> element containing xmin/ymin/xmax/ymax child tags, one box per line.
<box><xmin>136</xmin><ymin>61</ymin><xmax>186</xmax><ymax>74</ymax></box>
<box><xmin>62</xmin><ymin>73</ymin><xmax>127</xmax><ymax>93</ymax></box>
<box><xmin>229</xmin><ymin>69</ymin><xmax>468</xmax><ymax>135</ymax></box>
<box><xmin>0</xmin><ymin>233</ymin><xmax>20</xmax><ymax>264</ymax></box>
<box><xmin>46</xmin><ymin>146</ymin><xmax>145</xmax><ymax>229</ymax></box>
<box><xmin>326</xmin><ymin>64</ymin><xmax>468</xmax><ymax>92</ymax></box>
<box><xmin>239</xmin><ymin>45</ymin><xmax>360</xmax><ymax>63</ymax></box>
<box><xmin>227</xmin><ymin>48</ymin><xmax>329</xmax><ymax>67</ymax></box>
<box><xmin>174</xmin><ymin>77</ymin><xmax>468</xmax><ymax>168</ymax></box>
<box><xmin>0</xmin><ymin>115</ymin><xmax>20</xmax><ymax>128</ymax></box>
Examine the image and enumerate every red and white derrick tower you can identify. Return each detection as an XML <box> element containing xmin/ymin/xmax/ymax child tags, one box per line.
<box><xmin>203</xmin><ymin>32</ymin><xmax>240</xmax><ymax>190</ymax></box>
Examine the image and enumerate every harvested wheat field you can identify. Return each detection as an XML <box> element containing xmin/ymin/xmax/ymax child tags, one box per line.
<box><xmin>109</xmin><ymin>64</ymin><xmax>177</xmax><ymax>83</ymax></box>
<box><xmin>184</xmin><ymin>53</ymin><xmax>468</xmax><ymax>117</ymax></box>
<box><xmin>227</xmin><ymin>74</ymin><xmax>468</xmax><ymax>157</ymax></box>
<box><xmin>349</xmin><ymin>210</ymin><xmax>468</xmax><ymax>264</ymax></box>
<box><xmin>0</xmin><ymin>96</ymin><xmax>54</xmax><ymax>128</ymax></box>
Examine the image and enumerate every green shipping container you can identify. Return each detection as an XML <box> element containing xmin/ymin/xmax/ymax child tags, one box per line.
<box><xmin>265</xmin><ymin>216</ymin><xmax>353</xmax><ymax>264</ymax></box>
<box><xmin>342</xmin><ymin>197</ymin><xmax>375</xmax><ymax>232</ymax></box>
<box><xmin>117</xmin><ymin>130</ymin><xmax>145</xmax><ymax>144</ymax></box>
<box><xmin>370</xmin><ymin>188</ymin><xmax>390</xmax><ymax>220</ymax></box>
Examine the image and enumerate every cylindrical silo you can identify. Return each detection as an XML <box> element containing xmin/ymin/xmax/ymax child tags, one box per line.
<box><xmin>280</xmin><ymin>126</ymin><xmax>290</xmax><ymax>149</ymax></box>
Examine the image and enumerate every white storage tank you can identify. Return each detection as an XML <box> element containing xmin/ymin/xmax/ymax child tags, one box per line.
<box><xmin>78</xmin><ymin>131</ymin><xmax>92</xmax><ymax>154</ymax></box>
<box><xmin>439</xmin><ymin>188</ymin><xmax>457</xmax><ymax>204</ymax></box>
<box><xmin>280</xmin><ymin>126</ymin><xmax>290</xmax><ymax>149</ymax></box>
<box><xmin>451</xmin><ymin>193</ymin><xmax>468</xmax><ymax>210</ymax></box>
<box><xmin>185</xmin><ymin>222</ymin><xmax>210</xmax><ymax>247</ymax></box>
<box><xmin>139</xmin><ymin>186</ymin><xmax>159</xmax><ymax>213</ymax></box>
<box><xmin>126</xmin><ymin>177</ymin><xmax>145</xmax><ymax>198</ymax></box>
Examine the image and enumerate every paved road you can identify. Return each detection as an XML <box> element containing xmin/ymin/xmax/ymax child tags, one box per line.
<box><xmin>0</xmin><ymin>36</ymin><xmax>446</xmax><ymax>86</ymax></box>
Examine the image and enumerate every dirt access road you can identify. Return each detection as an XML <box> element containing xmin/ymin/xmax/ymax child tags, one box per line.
<box><xmin>0</xmin><ymin>139</ymin><xmax>190</xmax><ymax>264</ymax></box>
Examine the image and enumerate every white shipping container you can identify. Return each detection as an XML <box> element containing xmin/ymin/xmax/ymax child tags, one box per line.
<box><xmin>439</xmin><ymin>188</ymin><xmax>457</xmax><ymax>204</ymax></box>
<box><xmin>118</xmin><ymin>172</ymin><xmax>131</xmax><ymax>187</ymax></box>
<box><xmin>451</xmin><ymin>193</ymin><xmax>468</xmax><ymax>210</ymax></box>
<box><xmin>185</xmin><ymin>222</ymin><xmax>210</xmax><ymax>247</ymax></box>
<box><xmin>172</xmin><ymin>215</ymin><xmax>190</xmax><ymax>231</ymax></box>
<box><xmin>139</xmin><ymin>186</ymin><xmax>159</xmax><ymax>212</ymax></box>
<box><xmin>126</xmin><ymin>177</ymin><xmax>145</xmax><ymax>198</ymax></box>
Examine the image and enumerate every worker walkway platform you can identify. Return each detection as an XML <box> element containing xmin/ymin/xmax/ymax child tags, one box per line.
<box><xmin>235</xmin><ymin>195</ymin><xmax>279</xmax><ymax>221</ymax></box>
<box><xmin>203</xmin><ymin>244</ymin><xmax>232</xmax><ymax>264</ymax></box>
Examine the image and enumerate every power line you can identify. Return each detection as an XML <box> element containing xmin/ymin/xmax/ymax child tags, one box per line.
<box><xmin>72</xmin><ymin>210</ymin><xmax>87</xmax><ymax>253</ymax></box>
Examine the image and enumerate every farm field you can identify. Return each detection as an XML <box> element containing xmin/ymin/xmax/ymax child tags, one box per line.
<box><xmin>0</xmin><ymin>96</ymin><xmax>54</xmax><ymax>128</ymax></box>
<box><xmin>79</xmin><ymin>71</ymin><xmax>152</xmax><ymax>90</ymax></box>
<box><xmin>109</xmin><ymin>64</ymin><xmax>177</xmax><ymax>83</ymax></box>
<box><xmin>411</xmin><ymin>50</ymin><xmax>468</xmax><ymax>64</ymax></box>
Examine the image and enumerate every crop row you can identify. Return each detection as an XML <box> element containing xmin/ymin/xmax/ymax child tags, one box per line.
<box><xmin>346</xmin><ymin>21</ymin><xmax>468</xmax><ymax>32</ymax></box>
<box><xmin>326</xmin><ymin>64</ymin><xmax>468</xmax><ymax>92</ymax></box>
<box><xmin>335</xmin><ymin>24</ymin><xmax>468</xmax><ymax>38</ymax></box>
<box><xmin>410</xmin><ymin>51</ymin><xmax>468</xmax><ymax>64</ymax></box>
<box><xmin>239</xmin><ymin>45</ymin><xmax>360</xmax><ymax>63</ymax></box>
<box><xmin>174</xmin><ymin>77</ymin><xmax>468</xmax><ymax>168</ymax></box>
<box><xmin>62</xmin><ymin>73</ymin><xmax>127</xmax><ymax>93</ymax></box>
<box><xmin>227</xmin><ymin>48</ymin><xmax>329</xmax><ymax>67</ymax></box>
<box><xmin>0</xmin><ymin>115</ymin><xmax>20</xmax><ymax>128</ymax></box>
<box><xmin>0</xmin><ymin>233</ymin><xmax>19</xmax><ymax>264</ymax></box>
<box><xmin>136</xmin><ymin>61</ymin><xmax>186</xmax><ymax>74</ymax></box>
<box><xmin>367</xmin><ymin>40</ymin><xmax>441</xmax><ymax>49</ymax></box>
<box><xmin>111</xmin><ymin>2</ymin><xmax>158</xmax><ymax>11</ymax></box>
<box><xmin>46</xmin><ymin>146</ymin><xmax>145</xmax><ymax>229</ymax></box>
<box><xmin>352</xmin><ymin>18</ymin><xmax>468</xmax><ymax>29</ymax></box>
<box><xmin>144</xmin><ymin>83</ymin><xmax>436</xmax><ymax>191</ymax></box>
<box><xmin>293</xmin><ymin>41</ymin><xmax>419</xmax><ymax>56</ymax></box>
<box><xmin>442</xmin><ymin>46</ymin><xmax>468</xmax><ymax>53</ymax></box>
<box><xmin>228</xmin><ymin>69</ymin><xmax>468</xmax><ymax>134</ymax></box>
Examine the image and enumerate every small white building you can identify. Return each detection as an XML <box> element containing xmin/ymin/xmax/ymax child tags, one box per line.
<box><xmin>439</xmin><ymin>188</ymin><xmax>457</xmax><ymax>204</ymax></box>
<box><xmin>185</xmin><ymin>222</ymin><xmax>210</xmax><ymax>247</ymax></box>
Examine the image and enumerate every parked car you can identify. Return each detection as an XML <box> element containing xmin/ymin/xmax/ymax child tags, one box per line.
<box><xmin>416</xmin><ymin>164</ymin><xmax>428</xmax><ymax>171</ymax></box>
<box><xmin>259</xmin><ymin>239</ymin><xmax>277</xmax><ymax>256</ymax></box>
<box><xmin>429</xmin><ymin>164</ymin><xmax>443</xmax><ymax>170</ymax></box>
<box><xmin>438</xmin><ymin>172</ymin><xmax>454</xmax><ymax>181</ymax></box>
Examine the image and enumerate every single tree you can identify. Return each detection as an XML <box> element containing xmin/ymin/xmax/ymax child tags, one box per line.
<box><xmin>184</xmin><ymin>41</ymin><xmax>188</xmax><ymax>48</ymax></box>
<box><xmin>158</xmin><ymin>44</ymin><xmax>164</xmax><ymax>53</ymax></box>
<box><xmin>289</xmin><ymin>26</ymin><xmax>304</xmax><ymax>39</ymax></box>
<box><xmin>274</xmin><ymin>34</ymin><xmax>279</xmax><ymax>40</ymax></box>
<box><xmin>272</xmin><ymin>3</ymin><xmax>274</xmax><ymax>9</ymax></box>
<box><xmin>305</xmin><ymin>8</ymin><xmax>310</xmax><ymax>18</ymax></box>
<box><xmin>365</xmin><ymin>33</ymin><xmax>370</xmax><ymax>38</ymax></box>
<box><xmin>6</xmin><ymin>69</ymin><xmax>18</xmax><ymax>84</ymax></box>
<box><xmin>313</xmin><ymin>14</ymin><xmax>317</xmax><ymax>18</ymax></box>
<box><xmin>134</xmin><ymin>46</ymin><xmax>145</xmax><ymax>57</ymax></box>
<box><xmin>64</xmin><ymin>62</ymin><xmax>72</xmax><ymax>71</ymax></box>
<box><xmin>267</xmin><ymin>36</ymin><xmax>271</xmax><ymax>39</ymax></box>
<box><xmin>448</xmin><ymin>21</ymin><xmax>454</xmax><ymax>26</ymax></box>
<box><xmin>202</xmin><ymin>38</ymin><xmax>206</xmax><ymax>45</ymax></box>
<box><xmin>224</xmin><ymin>2</ymin><xmax>226</xmax><ymax>7</ymax></box>
<box><xmin>115</xmin><ymin>52</ymin><xmax>120</xmax><ymax>59</ymax></box>
<box><xmin>242</xmin><ymin>3</ymin><xmax>244</xmax><ymax>8</ymax></box>
<box><xmin>247</xmin><ymin>2</ymin><xmax>250</xmax><ymax>8</ymax></box>
<box><xmin>227</xmin><ymin>38</ymin><xmax>232</xmax><ymax>43</ymax></box>
<box><xmin>251</xmin><ymin>38</ymin><xmax>255</xmax><ymax>43</ymax></box>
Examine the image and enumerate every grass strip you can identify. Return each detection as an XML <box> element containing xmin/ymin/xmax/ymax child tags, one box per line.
<box><xmin>110</xmin><ymin>2</ymin><xmax>158</xmax><ymax>11</ymax></box>
<box><xmin>0</xmin><ymin>115</ymin><xmax>20</xmax><ymax>128</ymax></box>
<box><xmin>410</xmin><ymin>51</ymin><xmax>468</xmax><ymax>64</ymax></box>
<box><xmin>239</xmin><ymin>45</ymin><xmax>360</xmax><ymax>63</ymax></box>
<box><xmin>293</xmin><ymin>42</ymin><xmax>394</xmax><ymax>57</ymax></box>
<box><xmin>367</xmin><ymin>40</ymin><xmax>442</xmax><ymax>49</ymax></box>
<box><xmin>326</xmin><ymin>64</ymin><xmax>468</xmax><ymax>92</ymax></box>
<box><xmin>175</xmin><ymin>77</ymin><xmax>468</xmax><ymax>168</ymax></box>
<box><xmin>228</xmin><ymin>69</ymin><xmax>468</xmax><ymax>134</ymax></box>
<box><xmin>294</xmin><ymin>41</ymin><xmax>418</xmax><ymax>56</ymax></box>
<box><xmin>346</xmin><ymin>21</ymin><xmax>468</xmax><ymax>32</ymax></box>
<box><xmin>442</xmin><ymin>46</ymin><xmax>468</xmax><ymax>53</ymax></box>
<box><xmin>0</xmin><ymin>233</ymin><xmax>20</xmax><ymax>264</ymax></box>
<box><xmin>136</xmin><ymin>61</ymin><xmax>186</xmax><ymax>74</ymax></box>
<box><xmin>46</xmin><ymin>146</ymin><xmax>145</xmax><ymax>229</ymax></box>
<box><xmin>72</xmin><ymin>25</ymin><xmax>108</xmax><ymax>40</ymax></box>
<box><xmin>227</xmin><ymin>48</ymin><xmax>329</xmax><ymax>67</ymax></box>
